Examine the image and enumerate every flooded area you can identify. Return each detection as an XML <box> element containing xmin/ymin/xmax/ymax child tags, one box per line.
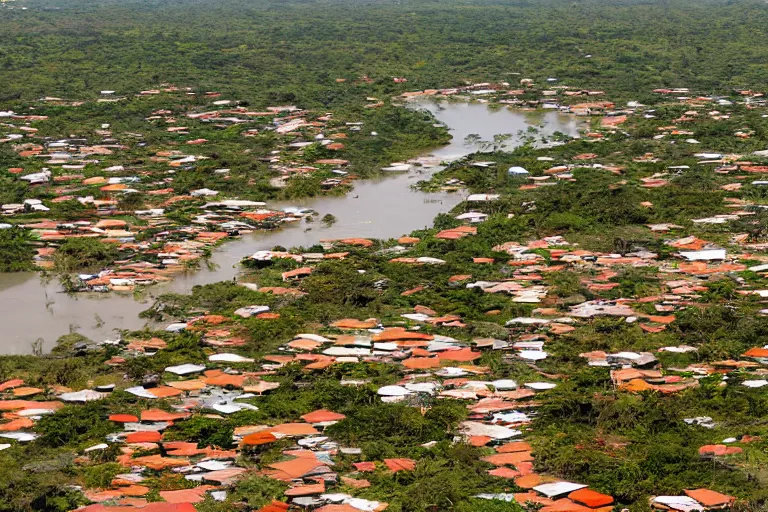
<box><xmin>0</xmin><ymin>100</ymin><xmax>582</xmax><ymax>354</ymax></box>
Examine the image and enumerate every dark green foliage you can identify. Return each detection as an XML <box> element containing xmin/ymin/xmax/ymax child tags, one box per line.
<box><xmin>53</xmin><ymin>237</ymin><xmax>120</xmax><ymax>272</ymax></box>
<box><xmin>0</xmin><ymin>448</ymin><xmax>85</xmax><ymax>512</ymax></box>
<box><xmin>2</xmin><ymin>0</ymin><xmax>768</xmax><ymax>105</ymax></box>
<box><xmin>163</xmin><ymin>416</ymin><xmax>235</xmax><ymax>449</ymax></box>
<box><xmin>327</xmin><ymin>400</ymin><xmax>467</xmax><ymax>449</ymax></box>
<box><xmin>534</xmin><ymin>382</ymin><xmax>768</xmax><ymax>503</ymax></box>
<box><xmin>352</xmin><ymin>443</ymin><xmax>521</xmax><ymax>511</ymax></box>
<box><xmin>301</xmin><ymin>260</ymin><xmax>382</xmax><ymax>307</ymax></box>
<box><xmin>456</xmin><ymin>500</ymin><xmax>525</xmax><ymax>512</ymax></box>
<box><xmin>224</xmin><ymin>475</ymin><xmax>289</xmax><ymax>509</ymax></box>
<box><xmin>35</xmin><ymin>402</ymin><xmax>119</xmax><ymax>448</ymax></box>
<box><xmin>0</xmin><ymin>228</ymin><xmax>35</xmax><ymax>271</ymax></box>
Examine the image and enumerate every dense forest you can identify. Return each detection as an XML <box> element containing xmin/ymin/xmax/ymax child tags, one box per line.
<box><xmin>1</xmin><ymin>0</ymin><xmax>768</xmax><ymax>106</ymax></box>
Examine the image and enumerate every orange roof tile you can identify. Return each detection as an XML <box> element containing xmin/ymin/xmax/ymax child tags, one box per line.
<box><xmin>684</xmin><ymin>488</ymin><xmax>735</xmax><ymax>507</ymax></box>
<box><xmin>372</xmin><ymin>328</ymin><xmax>433</xmax><ymax>342</ymax></box>
<box><xmin>109</xmin><ymin>414</ymin><xmax>139</xmax><ymax>423</ymax></box>
<box><xmin>11</xmin><ymin>387</ymin><xmax>43</xmax><ymax>397</ymax></box>
<box><xmin>284</xmin><ymin>482</ymin><xmax>325</xmax><ymax>496</ymax></box>
<box><xmin>146</xmin><ymin>386</ymin><xmax>183</xmax><ymax>399</ymax></box>
<box><xmin>568</xmin><ymin>488</ymin><xmax>614</xmax><ymax>507</ymax></box>
<box><xmin>267</xmin><ymin>423</ymin><xmax>320</xmax><ymax>436</ymax></box>
<box><xmin>384</xmin><ymin>458</ymin><xmax>416</xmax><ymax>472</ymax></box>
<box><xmin>0</xmin><ymin>379</ymin><xmax>24</xmax><ymax>392</ymax></box>
<box><xmin>288</xmin><ymin>339</ymin><xmax>322</xmax><ymax>351</ymax></box>
<box><xmin>331</xmin><ymin>318</ymin><xmax>378</xmax><ymax>329</ymax></box>
<box><xmin>300</xmin><ymin>409</ymin><xmax>346</xmax><ymax>423</ymax></box>
<box><xmin>119</xmin><ymin>485</ymin><xmax>150</xmax><ymax>497</ymax></box>
<box><xmin>316</xmin><ymin>505</ymin><xmax>359</xmax><ymax>512</ymax></box>
<box><xmin>540</xmin><ymin>499</ymin><xmax>593</xmax><ymax>512</ymax></box>
<box><xmin>0</xmin><ymin>400</ymin><xmax>62</xmax><ymax>412</ymax></box>
<box><xmin>0</xmin><ymin>418</ymin><xmax>34</xmax><ymax>431</ymax></box>
<box><xmin>202</xmin><ymin>374</ymin><xmax>246</xmax><ymax>388</ymax></box>
<box><xmin>79</xmin><ymin>503</ymin><xmax>197</xmax><ymax>512</ymax></box>
<box><xmin>497</xmin><ymin>441</ymin><xmax>532</xmax><ymax>453</ymax></box>
<box><xmin>341</xmin><ymin>476</ymin><xmax>371</xmax><ymax>488</ymax></box>
<box><xmin>257</xmin><ymin>501</ymin><xmax>290</xmax><ymax>512</ymax></box>
<box><xmin>125</xmin><ymin>431</ymin><xmax>163</xmax><ymax>443</ymax></box>
<box><xmin>241</xmin><ymin>431</ymin><xmax>278</xmax><ymax>446</ymax></box>
<box><xmin>140</xmin><ymin>409</ymin><xmax>190</xmax><ymax>422</ymax></box>
<box><xmin>488</xmin><ymin>467</ymin><xmax>521</xmax><ymax>479</ymax></box>
<box><xmin>743</xmin><ymin>347</ymin><xmax>768</xmax><ymax>358</ymax></box>
<box><xmin>514</xmin><ymin>473</ymin><xmax>544</xmax><ymax>489</ymax></box>
<box><xmin>268</xmin><ymin>457</ymin><xmax>325</xmax><ymax>479</ymax></box>
<box><xmin>337</xmin><ymin>238</ymin><xmax>373</xmax><ymax>247</ymax></box>
<box><xmin>402</xmin><ymin>357</ymin><xmax>441</xmax><ymax>369</ymax></box>
<box><xmin>159</xmin><ymin>486</ymin><xmax>215</xmax><ymax>504</ymax></box>
<box><xmin>353</xmin><ymin>461</ymin><xmax>376</xmax><ymax>472</ymax></box>
<box><xmin>699</xmin><ymin>444</ymin><xmax>742</xmax><ymax>456</ymax></box>
<box><xmin>202</xmin><ymin>468</ymin><xmax>246</xmax><ymax>484</ymax></box>
<box><xmin>482</xmin><ymin>451</ymin><xmax>534</xmax><ymax>466</ymax></box>
<box><xmin>132</xmin><ymin>455</ymin><xmax>190</xmax><ymax>470</ymax></box>
<box><xmin>436</xmin><ymin>347</ymin><xmax>482</xmax><ymax>362</ymax></box>
<box><xmin>166</xmin><ymin>380</ymin><xmax>207</xmax><ymax>391</ymax></box>
<box><xmin>468</xmin><ymin>435</ymin><xmax>492</xmax><ymax>447</ymax></box>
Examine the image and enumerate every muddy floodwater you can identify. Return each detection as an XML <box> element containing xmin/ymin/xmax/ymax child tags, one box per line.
<box><xmin>0</xmin><ymin>100</ymin><xmax>581</xmax><ymax>354</ymax></box>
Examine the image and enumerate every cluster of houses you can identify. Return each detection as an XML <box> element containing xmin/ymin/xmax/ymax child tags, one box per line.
<box><xmin>0</xmin><ymin>87</ymin><xmax>385</xmax><ymax>291</ymax></box>
<box><xmin>2</xmin><ymin>78</ymin><xmax>768</xmax><ymax>511</ymax></box>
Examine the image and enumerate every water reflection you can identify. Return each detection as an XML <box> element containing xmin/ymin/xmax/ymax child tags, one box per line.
<box><xmin>0</xmin><ymin>100</ymin><xmax>581</xmax><ymax>353</ymax></box>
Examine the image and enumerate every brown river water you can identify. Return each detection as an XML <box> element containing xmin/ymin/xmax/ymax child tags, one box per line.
<box><xmin>0</xmin><ymin>100</ymin><xmax>582</xmax><ymax>353</ymax></box>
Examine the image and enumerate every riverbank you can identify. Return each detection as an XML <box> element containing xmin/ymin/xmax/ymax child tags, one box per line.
<box><xmin>0</xmin><ymin>97</ymin><xmax>581</xmax><ymax>354</ymax></box>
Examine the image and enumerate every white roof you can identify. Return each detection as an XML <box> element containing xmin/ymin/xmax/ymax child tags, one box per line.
<box><xmin>404</xmin><ymin>382</ymin><xmax>438</xmax><ymax>394</ymax></box>
<box><xmin>492</xmin><ymin>411</ymin><xmax>531</xmax><ymax>423</ymax></box>
<box><xmin>208</xmin><ymin>353</ymin><xmax>254</xmax><ymax>363</ymax></box>
<box><xmin>506</xmin><ymin>317</ymin><xmax>550</xmax><ymax>325</ymax></box>
<box><xmin>59</xmin><ymin>390</ymin><xmax>106</xmax><ymax>402</ymax></box>
<box><xmin>460</xmin><ymin>421</ymin><xmax>521</xmax><ymax>440</ymax></box>
<box><xmin>190</xmin><ymin>188</ymin><xmax>219</xmax><ymax>197</ymax></box>
<box><xmin>467</xmin><ymin>194</ymin><xmax>500</xmax><ymax>202</ymax></box>
<box><xmin>294</xmin><ymin>333</ymin><xmax>331</xmax><ymax>343</ymax></box>
<box><xmin>456</xmin><ymin>212</ymin><xmax>488</xmax><ymax>220</ymax></box>
<box><xmin>124</xmin><ymin>386</ymin><xmax>158</xmax><ymax>399</ymax></box>
<box><xmin>533</xmin><ymin>481</ymin><xmax>587</xmax><ymax>498</ymax></box>
<box><xmin>416</xmin><ymin>257</ymin><xmax>446</xmax><ymax>264</ymax></box>
<box><xmin>525</xmin><ymin>382</ymin><xmax>557</xmax><ymax>390</ymax></box>
<box><xmin>0</xmin><ymin>432</ymin><xmax>38</xmax><ymax>442</ymax></box>
<box><xmin>165</xmin><ymin>363</ymin><xmax>206</xmax><ymax>375</ymax></box>
<box><xmin>679</xmin><ymin>249</ymin><xmax>726</xmax><ymax>261</ymax></box>
<box><xmin>234</xmin><ymin>305</ymin><xmax>271</xmax><ymax>318</ymax></box>
<box><xmin>518</xmin><ymin>350</ymin><xmax>548</xmax><ymax>361</ymax></box>
<box><xmin>377</xmin><ymin>385</ymin><xmax>412</xmax><ymax>397</ymax></box>
<box><xmin>652</xmin><ymin>496</ymin><xmax>704</xmax><ymax>512</ymax></box>
<box><xmin>323</xmin><ymin>347</ymin><xmax>371</xmax><ymax>356</ymax></box>
<box><xmin>492</xmin><ymin>379</ymin><xmax>518</xmax><ymax>390</ymax></box>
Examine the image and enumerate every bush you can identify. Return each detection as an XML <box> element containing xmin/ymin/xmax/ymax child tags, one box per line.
<box><xmin>35</xmin><ymin>402</ymin><xmax>119</xmax><ymax>448</ymax></box>
<box><xmin>0</xmin><ymin>228</ymin><xmax>35</xmax><ymax>271</ymax></box>
<box><xmin>543</xmin><ymin>212</ymin><xmax>591</xmax><ymax>232</ymax></box>
<box><xmin>164</xmin><ymin>416</ymin><xmax>235</xmax><ymax>449</ymax></box>
<box><xmin>53</xmin><ymin>238</ymin><xmax>120</xmax><ymax>272</ymax></box>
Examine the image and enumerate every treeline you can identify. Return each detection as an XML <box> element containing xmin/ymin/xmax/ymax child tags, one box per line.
<box><xmin>2</xmin><ymin>0</ymin><xmax>768</xmax><ymax>107</ymax></box>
